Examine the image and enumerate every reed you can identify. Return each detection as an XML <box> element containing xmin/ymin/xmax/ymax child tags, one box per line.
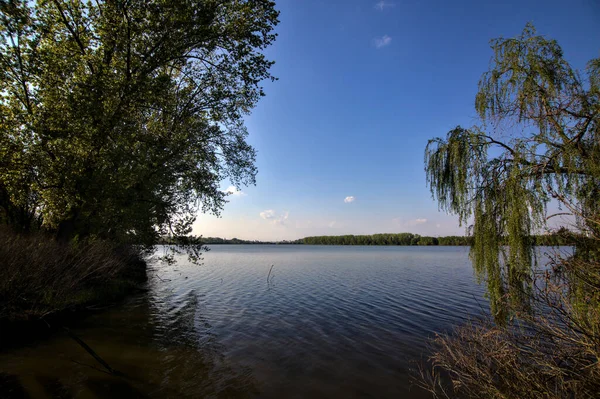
<box><xmin>417</xmin><ymin>247</ymin><xmax>600</xmax><ymax>398</ymax></box>
<box><xmin>0</xmin><ymin>228</ymin><xmax>146</xmax><ymax>321</ymax></box>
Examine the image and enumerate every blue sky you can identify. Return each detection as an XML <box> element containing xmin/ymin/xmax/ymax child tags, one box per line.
<box><xmin>193</xmin><ymin>0</ymin><xmax>600</xmax><ymax>240</ymax></box>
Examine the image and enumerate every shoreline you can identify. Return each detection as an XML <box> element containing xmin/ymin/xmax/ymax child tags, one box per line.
<box><xmin>0</xmin><ymin>241</ymin><xmax>148</xmax><ymax>351</ymax></box>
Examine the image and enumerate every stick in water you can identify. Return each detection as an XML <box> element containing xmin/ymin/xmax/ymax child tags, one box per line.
<box><xmin>63</xmin><ymin>327</ymin><xmax>123</xmax><ymax>376</ymax></box>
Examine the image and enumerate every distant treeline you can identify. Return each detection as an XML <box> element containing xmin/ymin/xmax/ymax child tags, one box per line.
<box><xmin>159</xmin><ymin>232</ymin><xmax>575</xmax><ymax>246</ymax></box>
<box><xmin>159</xmin><ymin>236</ymin><xmax>302</xmax><ymax>245</ymax></box>
<box><xmin>302</xmin><ymin>233</ymin><xmax>469</xmax><ymax>246</ymax></box>
<box><xmin>200</xmin><ymin>237</ymin><xmax>302</xmax><ymax>245</ymax></box>
<box><xmin>302</xmin><ymin>232</ymin><xmax>575</xmax><ymax>246</ymax></box>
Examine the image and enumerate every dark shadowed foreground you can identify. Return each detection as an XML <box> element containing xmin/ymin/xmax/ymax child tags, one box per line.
<box><xmin>0</xmin><ymin>245</ymin><xmax>489</xmax><ymax>399</ymax></box>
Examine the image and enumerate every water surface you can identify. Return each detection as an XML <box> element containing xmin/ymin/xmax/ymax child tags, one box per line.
<box><xmin>0</xmin><ymin>245</ymin><xmax>487</xmax><ymax>398</ymax></box>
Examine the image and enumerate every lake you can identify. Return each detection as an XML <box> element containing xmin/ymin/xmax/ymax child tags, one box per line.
<box><xmin>0</xmin><ymin>245</ymin><xmax>487</xmax><ymax>398</ymax></box>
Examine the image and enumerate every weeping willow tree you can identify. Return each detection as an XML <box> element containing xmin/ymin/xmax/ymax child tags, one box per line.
<box><xmin>421</xmin><ymin>24</ymin><xmax>600</xmax><ymax>398</ymax></box>
<box><xmin>425</xmin><ymin>23</ymin><xmax>600</xmax><ymax>320</ymax></box>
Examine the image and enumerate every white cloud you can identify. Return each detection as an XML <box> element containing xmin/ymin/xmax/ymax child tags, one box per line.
<box><xmin>260</xmin><ymin>209</ymin><xmax>276</xmax><ymax>220</ymax></box>
<box><xmin>393</xmin><ymin>217</ymin><xmax>429</xmax><ymax>227</ymax></box>
<box><xmin>328</xmin><ymin>221</ymin><xmax>336</xmax><ymax>228</ymax></box>
<box><xmin>275</xmin><ymin>211</ymin><xmax>289</xmax><ymax>225</ymax></box>
<box><xmin>260</xmin><ymin>210</ymin><xmax>289</xmax><ymax>225</ymax></box>
<box><xmin>344</xmin><ymin>196</ymin><xmax>356</xmax><ymax>203</ymax></box>
<box><xmin>223</xmin><ymin>185</ymin><xmax>246</xmax><ymax>197</ymax></box>
<box><xmin>374</xmin><ymin>35</ymin><xmax>392</xmax><ymax>48</ymax></box>
<box><xmin>375</xmin><ymin>1</ymin><xmax>395</xmax><ymax>11</ymax></box>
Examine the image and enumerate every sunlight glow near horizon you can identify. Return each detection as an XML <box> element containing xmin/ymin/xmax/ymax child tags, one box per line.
<box><xmin>192</xmin><ymin>0</ymin><xmax>600</xmax><ymax>241</ymax></box>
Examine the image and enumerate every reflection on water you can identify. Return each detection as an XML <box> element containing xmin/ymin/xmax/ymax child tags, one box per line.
<box><xmin>0</xmin><ymin>290</ymin><xmax>257</xmax><ymax>398</ymax></box>
<box><xmin>0</xmin><ymin>245</ymin><xmax>487</xmax><ymax>398</ymax></box>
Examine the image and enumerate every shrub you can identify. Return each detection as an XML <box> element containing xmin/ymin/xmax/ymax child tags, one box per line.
<box><xmin>418</xmin><ymin>247</ymin><xmax>600</xmax><ymax>398</ymax></box>
<box><xmin>0</xmin><ymin>228</ymin><xmax>146</xmax><ymax>321</ymax></box>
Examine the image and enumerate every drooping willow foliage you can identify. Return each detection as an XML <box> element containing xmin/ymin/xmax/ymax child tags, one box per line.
<box><xmin>424</xmin><ymin>24</ymin><xmax>600</xmax><ymax>320</ymax></box>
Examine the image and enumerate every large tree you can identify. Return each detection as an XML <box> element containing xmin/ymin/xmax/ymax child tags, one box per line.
<box><xmin>425</xmin><ymin>24</ymin><xmax>600</xmax><ymax>319</ymax></box>
<box><xmin>0</xmin><ymin>0</ymin><xmax>278</xmax><ymax>247</ymax></box>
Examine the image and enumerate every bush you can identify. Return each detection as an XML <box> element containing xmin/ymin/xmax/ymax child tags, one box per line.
<box><xmin>0</xmin><ymin>228</ymin><xmax>146</xmax><ymax>321</ymax></box>
<box><xmin>418</xmin><ymin>247</ymin><xmax>600</xmax><ymax>398</ymax></box>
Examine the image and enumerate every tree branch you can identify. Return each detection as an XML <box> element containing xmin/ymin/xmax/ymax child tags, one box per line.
<box><xmin>51</xmin><ymin>0</ymin><xmax>95</xmax><ymax>74</ymax></box>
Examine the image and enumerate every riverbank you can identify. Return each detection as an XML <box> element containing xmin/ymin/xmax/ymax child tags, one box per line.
<box><xmin>0</xmin><ymin>229</ymin><xmax>147</xmax><ymax>348</ymax></box>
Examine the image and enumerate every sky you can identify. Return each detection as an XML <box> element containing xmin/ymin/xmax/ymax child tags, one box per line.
<box><xmin>192</xmin><ymin>0</ymin><xmax>600</xmax><ymax>241</ymax></box>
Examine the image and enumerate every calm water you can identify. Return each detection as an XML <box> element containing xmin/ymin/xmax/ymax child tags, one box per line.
<box><xmin>0</xmin><ymin>245</ymin><xmax>488</xmax><ymax>398</ymax></box>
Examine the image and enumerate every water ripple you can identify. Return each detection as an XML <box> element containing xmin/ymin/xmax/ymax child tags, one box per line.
<box><xmin>0</xmin><ymin>245</ymin><xmax>491</xmax><ymax>399</ymax></box>
<box><xmin>140</xmin><ymin>245</ymin><xmax>489</xmax><ymax>398</ymax></box>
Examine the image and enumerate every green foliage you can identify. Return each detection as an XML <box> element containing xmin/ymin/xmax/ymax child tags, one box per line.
<box><xmin>0</xmin><ymin>0</ymin><xmax>278</xmax><ymax>252</ymax></box>
<box><xmin>424</xmin><ymin>24</ymin><xmax>600</xmax><ymax>320</ymax></box>
<box><xmin>437</xmin><ymin>235</ymin><xmax>473</xmax><ymax>246</ymax></box>
<box><xmin>302</xmin><ymin>233</ymin><xmax>470</xmax><ymax>246</ymax></box>
<box><xmin>417</xmin><ymin>236</ymin><xmax>438</xmax><ymax>246</ymax></box>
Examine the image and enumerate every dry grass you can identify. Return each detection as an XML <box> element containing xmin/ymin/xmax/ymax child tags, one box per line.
<box><xmin>0</xmin><ymin>228</ymin><xmax>146</xmax><ymax>321</ymax></box>
<box><xmin>417</xmin><ymin>248</ymin><xmax>600</xmax><ymax>398</ymax></box>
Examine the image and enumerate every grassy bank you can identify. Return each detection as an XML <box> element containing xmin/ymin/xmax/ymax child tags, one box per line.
<box><xmin>0</xmin><ymin>229</ymin><xmax>147</xmax><ymax>346</ymax></box>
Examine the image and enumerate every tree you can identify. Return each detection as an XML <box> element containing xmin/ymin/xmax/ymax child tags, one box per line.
<box><xmin>421</xmin><ymin>24</ymin><xmax>600</xmax><ymax>397</ymax></box>
<box><xmin>425</xmin><ymin>23</ymin><xmax>600</xmax><ymax>319</ymax></box>
<box><xmin>0</xmin><ymin>0</ymin><xmax>278</xmax><ymax>250</ymax></box>
<box><xmin>417</xmin><ymin>236</ymin><xmax>438</xmax><ymax>246</ymax></box>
